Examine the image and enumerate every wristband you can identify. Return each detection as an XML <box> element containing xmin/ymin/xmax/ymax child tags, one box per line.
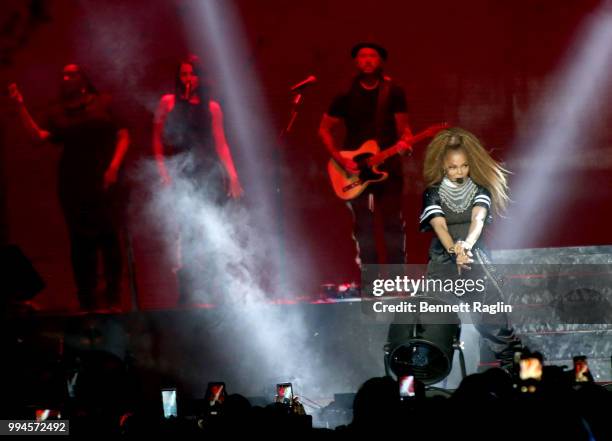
<box><xmin>460</xmin><ymin>240</ymin><xmax>474</xmax><ymax>250</ymax></box>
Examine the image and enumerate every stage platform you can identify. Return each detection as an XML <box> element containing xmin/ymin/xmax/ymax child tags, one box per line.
<box><xmin>4</xmin><ymin>246</ymin><xmax>612</xmax><ymax>413</ymax></box>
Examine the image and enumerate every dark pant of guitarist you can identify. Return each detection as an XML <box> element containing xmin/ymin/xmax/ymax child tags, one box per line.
<box><xmin>319</xmin><ymin>42</ymin><xmax>412</xmax><ymax>265</ymax></box>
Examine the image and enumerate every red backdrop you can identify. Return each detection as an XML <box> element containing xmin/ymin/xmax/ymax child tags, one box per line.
<box><xmin>1</xmin><ymin>0</ymin><xmax>610</xmax><ymax>310</ymax></box>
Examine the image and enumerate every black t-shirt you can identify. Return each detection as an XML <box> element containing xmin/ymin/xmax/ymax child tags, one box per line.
<box><xmin>46</xmin><ymin>93</ymin><xmax>124</xmax><ymax>192</ymax></box>
<box><xmin>419</xmin><ymin>184</ymin><xmax>493</xmax><ymax>233</ymax></box>
<box><xmin>327</xmin><ymin>80</ymin><xmax>408</xmax><ymax>150</ymax></box>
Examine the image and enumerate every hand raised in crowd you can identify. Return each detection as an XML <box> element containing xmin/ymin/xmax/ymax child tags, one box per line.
<box><xmin>291</xmin><ymin>396</ymin><xmax>306</xmax><ymax>415</ymax></box>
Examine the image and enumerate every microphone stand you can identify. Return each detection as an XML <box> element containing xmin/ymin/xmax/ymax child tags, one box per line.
<box><xmin>279</xmin><ymin>92</ymin><xmax>303</xmax><ymax>138</ymax></box>
<box><xmin>273</xmin><ymin>90</ymin><xmax>306</xmax><ymax>297</ymax></box>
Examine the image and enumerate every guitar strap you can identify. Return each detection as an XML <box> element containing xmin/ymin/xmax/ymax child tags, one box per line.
<box><xmin>374</xmin><ymin>78</ymin><xmax>392</xmax><ymax>143</ymax></box>
<box><xmin>369</xmin><ymin>78</ymin><xmax>392</xmax><ymax>212</ymax></box>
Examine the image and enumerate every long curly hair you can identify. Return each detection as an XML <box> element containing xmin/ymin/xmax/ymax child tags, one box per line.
<box><xmin>423</xmin><ymin>127</ymin><xmax>510</xmax><ymax>214</ymax></box>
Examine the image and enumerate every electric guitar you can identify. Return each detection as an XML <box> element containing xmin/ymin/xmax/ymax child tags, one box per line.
<box><xmin>328</xmin><ymin>123</ymin><xmax>449</xmax><ymax>200</ymax></box>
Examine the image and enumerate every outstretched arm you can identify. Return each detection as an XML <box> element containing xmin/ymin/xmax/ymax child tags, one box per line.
<box><xmin>430</xmin><ymin>216</ymin><xmax>473</xmax><ymax>273</ymax></box>
<box><xmin>394</xmin><ymin>112</ymin><xmax>413</xmax><ymax>139</ymax></box>
<box><xmin>460</xmin><ymin>206</ymin><xmax>488</xmax><ymax>251</ymax></box>
<box><xmin>430</xmin><ymin>217</ymin><xmax>456</xmax><ymax>255</ymax></box>
<box><xmin>8</xmin><ymin>83</ymin><xmax>50</xmax><ymax>142</ymax></box>
<box><xmin>318</xmin><ymin>113</ymin><xmax>358</xmax><ymax>173</ymax></box>
<box><xmin>104</xmin><ymin>129</ymin><xmax>130</xmax><ymax>190</ymax></box>
<box><xmin>394</xmin><ymin>112</ymin><xmax>415</xmax><ymax>154</ymax></box>
<box><xmin>152</xmin><ymin>94</ymin><xmax>172</xmax><ymax>185</ymax></box>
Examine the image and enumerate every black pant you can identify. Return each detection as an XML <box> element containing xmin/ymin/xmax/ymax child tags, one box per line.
<box><xmin>68</xmin><ymin>227</ymin><xmax>122</xmax><ymax>309</ymax></box>
<box><xmin>426</xmin><ymin>248</ymin><xmax>521</xmax><ymax>366</ymax></box>
<box><xmin>347</xmin><ymin>179</ymin><xmax>405</xmax><ymax>265</ymax></box>
<box><xmin>61</xmin><ymin>187</ymin><xmax>123</xmax><ymax>310</ymax></box>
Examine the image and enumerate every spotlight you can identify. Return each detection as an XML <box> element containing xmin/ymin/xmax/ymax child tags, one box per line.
<box><xmin>494</xmin><ymin>5</ymin><xmax>612</xmax><ymax>248</ymax></box>
<box><xmin>383</xmin><ymin>297</ymin><xmax>465</xmax><ymax>385</ymax></box>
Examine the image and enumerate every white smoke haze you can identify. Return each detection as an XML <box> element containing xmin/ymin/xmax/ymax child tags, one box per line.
<box><xmin>142</xmin><ymin>154</ymin><xmax>480</xmax><ymax>412</ymax></box>
<box><xmin>73</xmin><ymin>0</ymin><xmax>179</xmax><ymax>114</ymax></box>
<box><xmin>141</xmin><ymin>154</ymin><xmax>329</xmax><ymax>401</ymax></box>
<box><xmin>494</xmin><ymin>5</ymin><xmax>612</xmax><ymax>248</ymax></box>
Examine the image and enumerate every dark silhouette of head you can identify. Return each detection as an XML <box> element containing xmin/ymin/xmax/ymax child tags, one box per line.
<box><xmin>60</xmin><ymin>64</ymin><xmax>97</xmax><ymax>101</ymax></box>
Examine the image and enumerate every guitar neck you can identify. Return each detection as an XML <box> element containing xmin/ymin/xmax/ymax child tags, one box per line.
<box><xmin>366</xmin><ymin>131</ymin><xmax>433</xmax><ymax>167</ymax></box>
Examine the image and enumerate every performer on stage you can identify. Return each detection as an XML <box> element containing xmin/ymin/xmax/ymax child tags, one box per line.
<box><xmin>152</xmin><ymin>54</ymin><xmax>242</xmax><ymax>304</ymax></box>
<box><xmin>419</xmin><ymin>127</ymin><xmax>521</xmax><ymax>369</ymax></box>
<box><xmin>8</xmin><ymin>64</ymin><xmax>130</xmax><ymax>312</ymax></box>
<box><xmin>319</xmin><ymin>42</ymin><xmax>413</xmax><ymax>266</ymax></box>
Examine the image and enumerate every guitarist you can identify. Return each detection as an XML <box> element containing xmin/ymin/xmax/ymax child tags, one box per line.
<box><xmin>319</xmin><ymin>42</ymin><xmax>413</xmax><ymax>265</ymax></box>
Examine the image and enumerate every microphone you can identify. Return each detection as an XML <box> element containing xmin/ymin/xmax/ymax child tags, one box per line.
<box><xmin>290</xmin><ymin>75</ymin><xmax>317</xmax><ymax>92</ymax></box>
<box><xmin>184</xmin><ymin>81</ymin><xmax>191</xmax><ymax>100</ymax></box>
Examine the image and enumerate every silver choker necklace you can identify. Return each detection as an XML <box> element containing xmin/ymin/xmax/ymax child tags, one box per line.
<box><xmin>439</xmin><ymin>177</ymin><xmax>478</xmax><ymax>213</ymax></box>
